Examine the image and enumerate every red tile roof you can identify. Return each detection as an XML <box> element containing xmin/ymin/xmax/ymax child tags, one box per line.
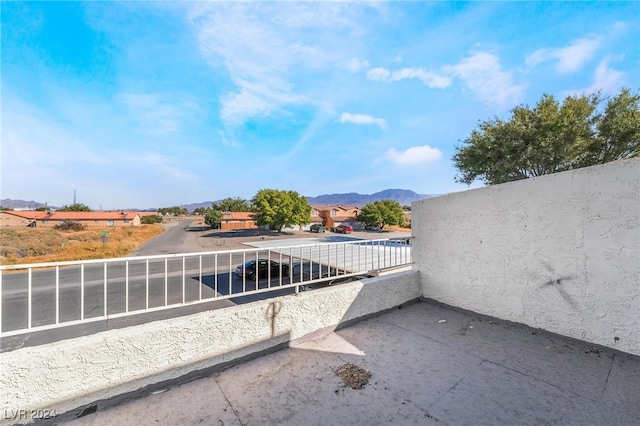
<box><xmin>2</xmin><ymin>211</ymin><xmax>139</xmax><ymax>220</ymax></box>
<box><xmin>1</xmin><ymin>211</ymin><xmax>51</xmax><ymax>219</ymax></box>
<box><xmin>221</xmin><ymin>212</ymin><xmax>255</xmax><ymax>221</ymax></box>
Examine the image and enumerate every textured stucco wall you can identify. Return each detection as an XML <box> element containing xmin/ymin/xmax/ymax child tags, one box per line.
<box><xmin>0</xmin><ymin>271</ymin><xmax>420</xmax><ymax>423</ymax></box>
<box><xmin>412</xmin><ymin>158</ymin><xmax>639</xmax><ymax>356</ymax></box>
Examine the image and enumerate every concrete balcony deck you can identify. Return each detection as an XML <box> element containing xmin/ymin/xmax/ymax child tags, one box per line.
<box><xmin>68</xmin><ymin>300</ymin><xmax>640</xmax><ymax>426</ymax></box>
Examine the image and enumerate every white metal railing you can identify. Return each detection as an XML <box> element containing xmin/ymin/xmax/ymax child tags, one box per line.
<box><xmin>0</xmin><ymin>238</ymin><xmax>411</xmax><ymax>336</ymax></box>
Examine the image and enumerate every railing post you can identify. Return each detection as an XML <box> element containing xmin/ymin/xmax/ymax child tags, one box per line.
<box><xmin>214</xmin><ymin>254</ymin><xmax>218</xmax><ymax>298</ymax></box>
<box><xmin>81</xmin><ymin>264</ymin><xmax>85</xmax><ymax>320</ymax></box>
<box><xmin>164</xmin><ymin>258</ymin><xmax>168</xmax><ymax>306</ymax></box>
<box><xmin>199</xmin><ymin>255</ymin><xmax>202</xmax><ymax>301</ymax></box>
<box><xmin>228</xmin><ymin>252</ymin><xmax>232</xmax><ymax>296</ymax></box>
<box><xmin>104</xmin><ymin>263</ymin><xmax>108</xmax><ymax>317</ymax></box>
<box><xmin>125</xmin><ymin>261</ymin><xmax>129</xmax><ymax>313</ymax></box>
<box><xmin>145</xmin><ymin>259</ymin><xmax>149</xmax><ymax>310</ymax></box>
<box><xmin>182</xmin><ymin>256</ymin><xmax>186</xmax><ymax>305</ymax></box>
<box><xmin>55</xmin><ymin>266</ymin><xmax>60</xmax><ymax>324</ymax></box>
<box><xmin>28</xmin><ymin>268</ymin><xmax>32</xmax><ymax>329</ymax></box>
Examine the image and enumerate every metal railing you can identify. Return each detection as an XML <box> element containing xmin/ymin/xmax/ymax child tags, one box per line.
<box><xmin>0</xmin><ymin>238</ymin><xmax>411</xmax><ymax>336</ymax></box>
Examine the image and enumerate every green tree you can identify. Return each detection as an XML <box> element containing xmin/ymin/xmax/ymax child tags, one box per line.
<box><xmin>211</xmin><ymin>197</ymin><xmax>251</xmax><ymax>212</ymax></box>
<box><xmin>453</xmin><ymin>89</ymin><xmax>640</xmax><ymax>186</ymax></box>
<box><xmin>192</xmin><ymin>207</ymin><xmax>209</xmax><ymax>216</ymax></box>
<box><xmin>251</xmin><ymin>189</ymin><xmax>311</xmax><ymax>232</ymax></box>
<box><xmin>158</xmin><ymin>206</ymin><xmax>188</xmax><ymax>216</ymax></box>
<box><xmin>0</xmin><ymin>206</ymin><xmax>13</xmax><ymax>211</ymax></box>
<box><xmin>59</xmin><ymin>203</ymin><xmax>92</xmax><ymax>212</ymax></box>
<box><xmin>358</xmin><ymin>200</ymin><xmax>405</xmax><ymax>230</ymax></box>
<box><xmin>204</xmin><ymin>209</ymin><xmax>222</xmax><ymax>228</ymax></box>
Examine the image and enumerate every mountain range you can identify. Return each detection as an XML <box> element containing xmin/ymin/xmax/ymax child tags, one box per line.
<box><xmin>2</xmin><ymin>189</ymin><xmax>437</xmax><ymax>213</ymax></box>
<box><xmin>183</xmin><ymin>189</ymin><xmax>435</xmax><ymax>211</ymax></box>
<box><xmin>0</xmin><ymin>199</ymin><xmax>57</xmax><ymax>210</ymax></box>
<box><xmin>305</xmin><ymin>189</ymin><xmax>436</xmax><ymax>207</ymax></box>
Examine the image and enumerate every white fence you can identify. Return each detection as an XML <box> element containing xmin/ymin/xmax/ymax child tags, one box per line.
<box><xmin>0</xmin><ymin>238</ymin><xmax>412</xmax><ymax>337</ymax></box>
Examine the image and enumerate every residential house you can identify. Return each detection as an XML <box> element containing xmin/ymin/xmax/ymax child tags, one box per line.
<box><xmin>0</xmin><ymin>211</ymin><xmax>142</xmax><ymax>228</ymax></box>
<box><xmin>220</xmin><ymin>212</ymin><xmax>257</xmax><ymax>230</ymax></box>
<box><xmin>309</xmin><ymin>205</ymin><xmax>361</xmax><ymax>230</ymax></box>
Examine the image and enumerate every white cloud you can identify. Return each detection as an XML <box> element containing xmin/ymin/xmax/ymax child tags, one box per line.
<box><xmin>187</xmin><ymin>3</ymin><xmax>360</xmax><ymax>128</ymax></box>
<box><xmin>526</xmin><ymin>37</ymin><xmax>600</xmax><ymax>74</ymax></box>
<box><xmin>366</xmin><ymin>67</ymin><xmax>391</xmax><ymax>81</ymax></box>
<box><xmin>220</xmin><ymin>89</ymin><xmax>273</xmax><ymax>127</ymax></box>
<box><xmin>366</xmin><ymin>66</ymin><xmax>451</xmax><ymax>89</ymax></box>
<box><xmin>118</xmin><ymin>93</ymin><xmax>199</xmax><ymax>135</ymax></box>
<box><xmin>446</xmin><ymin>52</ymin><xmax>524</xmax><ymax>109</ymax></box>
<box><xmin>390</xmin><ymin>68</ymin><xmax>451</xmax><ymax>88</ymax></box>
<box><xmin>347</xmin><ymin>58</ymin><xmax>370</xmax><ymax>73</ymax></box>
<box><xmin>140</xmin><ymin>152</ymin><xmax>196</xmax><ymax>181</ymax></box>
<box><xmin>384</xmin><ymin>145</ymin><xmax>443</xmax><ymax>167</ymax></box>
<box><xmin>340</xmin><ymin>112</ymin><xmax>386</xmax><ymax>129</ymax></box>
<box><xmin>584</xmin><ymin>59</ymin><xmax>626</xmax><ymax>94</ymax></box>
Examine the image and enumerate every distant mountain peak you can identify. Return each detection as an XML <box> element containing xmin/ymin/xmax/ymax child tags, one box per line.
<box><xmin>306</xmin><ymin>189</ymin><xmax>436</xmax><ymax>207</ymax></box>
<box><xmin>0</xmin><ymin>199</ymin><xmax>56</xmax><ymax>209</ymax></box>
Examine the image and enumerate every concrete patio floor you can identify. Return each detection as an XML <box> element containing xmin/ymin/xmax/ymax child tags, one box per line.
<box><xmin>67</xmin><ymin>300</ymin><xmax>640</xmax><ymax>426</ymax></box>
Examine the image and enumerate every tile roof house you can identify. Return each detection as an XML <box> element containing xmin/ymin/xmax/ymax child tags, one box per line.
<box><xmin>310</xmin><ymin>205</ymin><xmax>361</xmax><ymax>229</ymax></box>
<box><xmin>219</xmin><ymin>212</ymin><xmax>257</xmax><ymax>230</ymax></box>
<box><xmin>0</xmin><ymin>211</ymin><xmax>142</xmax><ymax>228</ymax></box>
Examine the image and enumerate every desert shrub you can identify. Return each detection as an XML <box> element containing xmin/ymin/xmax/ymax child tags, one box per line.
<box><xmin>141</xmin><ymin>215</ymin><xmax>162</xmax><ymax>224</ymax></box>
<box><xmin>27</xmin><ymin>246</ymin><xmax>54</xmax><ymax>257</ymax></box>
<box><xmin>54</xmin><ymin>221</ymin><xmax>86</xmax><ymax>232</ymax></box>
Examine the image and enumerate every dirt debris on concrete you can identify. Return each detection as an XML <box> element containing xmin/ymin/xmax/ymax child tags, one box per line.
<box><xmin>333</xmin><ymin>363</ymin><xmax>371</xmax><ymax>389</ymax></box>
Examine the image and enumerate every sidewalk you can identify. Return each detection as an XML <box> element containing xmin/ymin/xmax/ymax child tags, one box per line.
<box><xmin>67</xmin><ymin>300</ymin><xmax>640</xmax><ymax>425</ymax></box>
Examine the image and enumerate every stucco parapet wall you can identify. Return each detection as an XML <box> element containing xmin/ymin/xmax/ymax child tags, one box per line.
<box><xmin>412</xmin><ymin>158</ymin><xmax>639</xmax><ymax>356</ymax></box>
<box><xmin>0</xmin><ymin>271</ymin><xmax>420</xmax><ymax>424</ymax></box>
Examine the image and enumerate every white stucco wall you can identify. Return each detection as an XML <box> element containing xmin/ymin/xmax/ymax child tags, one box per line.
<box><xmin>0</xmin><ymin>272</ymin><xmax>420</xmax><ymax>424</ymax></box>
<box><xmin>412</xmin><ymin>158</ymin><xmax>640</xmax><ymax>356</ymax></box>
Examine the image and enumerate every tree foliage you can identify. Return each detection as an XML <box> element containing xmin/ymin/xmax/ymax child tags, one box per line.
<box><xmin>453</xmin><ymin>89</ymin><xmax>640</xmax><ymax>185</ymax></box>
<box><xmin>59</xmin><ymin>203</ymin><xmax>92</xmax><ymax>212</ymax></box>
<box><xmin>158</xmin><ymin>206</ymin><xmax>188</xmax><ymax>216</ymax></box>
<box><xmin>204</xmin><ymin>209</ymin><xmax>222</xmax><ymax>228</ymax></box>
<box><xmin>358</xmin><ymin>200</ymin><xmax>405</xmax><ymax>230</ymax></box>
<box><xmin>191</xmin><ymin>207</ymin><xmax>209</xmax><ymax>216</ymax></box>
<box><xmin>251</xmin><ymin>189</ymin><xmax>311</xmax><ymax>232</ymax></box>
<box><xmin>211</xmin><ymin>197</ymin><xmax>252</xmax><ymax>212</ymax></box>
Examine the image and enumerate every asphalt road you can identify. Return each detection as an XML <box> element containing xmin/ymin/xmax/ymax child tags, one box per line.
<box><xmin>1</xmin><ymin>250</ymin><xmax>308</xmax><ymax>346</ymax></box>
<box><xmin>1</xmin><ymin>222</ymin><xmax>406</xmax><ymax>351</ymax></box>
<box><xmin>131</xmin><ymin>219</ymin><xmax>195</xmax><ymax>255</ymax></box>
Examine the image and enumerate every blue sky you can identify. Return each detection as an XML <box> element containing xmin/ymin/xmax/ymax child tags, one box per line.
<box><xmin>2</xmin><ymin>1</ymin><xmax>639</xmax><ymax>210</ymax></box>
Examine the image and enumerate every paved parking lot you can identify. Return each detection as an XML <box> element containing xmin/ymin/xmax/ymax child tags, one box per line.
<box><xmin>186</xmin><ymin>224</ymin><xmax>411</xmax><ymax>252</ymax></box>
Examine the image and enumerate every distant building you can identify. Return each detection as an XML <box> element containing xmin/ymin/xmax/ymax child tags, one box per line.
<box><xmin>309</xmin><ymin>205</ymin><xmax>361</xmax><ymax>230</ymax></box>
<box><xmin>0</xmin><ymin>211</ymin><xmax>142</xmax><ymax>228</ymax></box>
<box><xmin>220</xmin><ymin>212</ymin><xmax>257</xmax><ymax>230</ymax></box>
